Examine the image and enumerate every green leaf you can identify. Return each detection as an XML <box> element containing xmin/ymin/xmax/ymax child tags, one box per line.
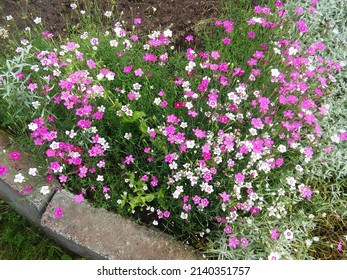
<box><xmin>61</xmin><ymin>254</ymin><xmax>72</xmax><ymax>260</ymax></box>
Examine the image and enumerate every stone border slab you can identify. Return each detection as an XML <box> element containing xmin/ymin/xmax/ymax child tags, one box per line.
<box><xmin>0</xmin><ymin>133</ymin><xmax>199</xmax><ymax>260</ymax></box>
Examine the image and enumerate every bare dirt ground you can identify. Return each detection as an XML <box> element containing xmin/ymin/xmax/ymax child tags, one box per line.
<box><xmin>0</xmin><ymin>0</ymin><xmax>220</xmax><ymax>39</ymax></box>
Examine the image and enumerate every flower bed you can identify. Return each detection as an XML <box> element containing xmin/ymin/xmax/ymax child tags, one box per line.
<box><xmin>1</xmin><ymin>0</ymin><xmax>346</xmax><ymax>259</ymax></box>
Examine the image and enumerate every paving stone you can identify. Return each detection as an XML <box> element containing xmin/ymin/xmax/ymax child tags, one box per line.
<box><xmin>42</xmin><ymin>189</ymin><xmax>199</xmax><ymax>260</ymax></box>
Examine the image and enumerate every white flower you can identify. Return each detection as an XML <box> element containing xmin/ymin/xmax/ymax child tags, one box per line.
<box><xmin>133</xmin><ymin>83</ymin><xmax>141</xmax><ymax>90</ymax></box>
<box><xmin>186</xmin><ymin>140</ymin><xmax>195</xmax><ymax>149</ymax></box>
<box><xmin>14</xmin><ymin>173</ymin><xmax>25</xmax><ymax>183</ymax></box>
<box><xmin>65</xmin><ymin>130</ymin><xmax>77</xmax><ymax>139</ymax></box>
<box><xmin>110</xmin><ymin>40</ymin><xmax>118</xmax><ymax>47</ymax></box>
<box><xmin>249</xmin><ymin>128</ymin><xmax>257</xmax><ymax>136</ymax></box>
<box><xmin>331</xmin><ymin>134</ymin><xmax>340</xmax><ymax>143</ymax></box>
<box><xmin>33</xmin><ymin>17</ymin><xmax>42</xmax><ymax>24</ymax></box>
<box><xmin>305</xmin><ymin>240</ymin><xmax>312</xmax><ymax>247</ymax></box>
<box><xmin>96</xmin><ymin>175</ymin><xmax>104</xmax><ymax>181</ymax></box>
<box><xmin>268</xmin><ymin>252</ymin><xmax>281</xmax><ymax>260</ymax></box>
<box><xmin>153</xmin><ymin>97</ymin><xmax>161</xmax><ymax>105</ymax></box>
<box><xmin>278</xmin><ymin>144</ymin><xmax>287</xmax><ymax>153</ymax></box>
<box><xmin>286</xmin><ymin>177</ymin><xmax>297</xmax><ymax>187</ymax></box>
<box><xmin>152</xmin><ymin>220</ymin><xmax>158</xmax><ymax>225</ymax></box>
<box><xmin>284</xmin><ymin>229</ymin><xmax>294</xmax><ymax>240</ymax></box>
<box><xmin>180</xmin><ymin>212</ymin><xmax>188</xmax><ymax>219</ymax></box>
<box><xmin>180</xmin><ymin>122</ymin><xmax>188</xmax><ymax>129</ymax></box>
<box><xmin>313</xmin><ymin>236</ymin><xmax>320</xmax><ymax>242</ymax></box>
<box><xmin>6</xmin><ymin>15</ymin><xmax>13</xmax><ymax>21</ymax></box>
<box><xmin>80</xmin><ymin>10</ymin><xmax>86</xmax><ymax>14</ymax></box>
<box><xmin>28</xmin><ymin>122</ymin><xmax>38</xmax><ymax>131</ymax></box>
<box><xmin>288</xmin><ymin>46</ymin><xmax>298</xmax><ymax>56</ymax></box>
<box><xmin>28</xmin><ymin>168</ymin><xmax>38</xmax><ymax>176</ymax></box>
<box><xmin>271</xmin><ymin>68</ymin><xmax>280</xmax><ymax>77</ymax></box>
<box><xmin>0</xmin><ymin>27</ymin><xmax>9</xmax><ymax>39</ymax></box>
<box><xmin>70</xmin><ymin>3</ymin><xmax>77</xmax><ymax>9</ymax></box>
<box><xmin>124</xmin><ymin>133</ymin><xmax>132</xmax><ymax>140</ymax></box>
<box><xmin>273</xmin><ymin>47</ymin><xmax>281</xmax><ymax>54</ymax></box>
<box><xmin>295</xmin><ymin>165</ymin><xmax>303</xmax><ymax>173</ymax></box>
<box><xmin>32</xmin><ymin>101</ymin><xmax>40</xmax><ymax>109</ymax></box>
<box><xmin>50</xmin><ymin>141</ymin><xmax>60</xmax><ymax>150</ymax></box>
<box><xmin>163</xmin><ymin>29</ymin><xmax>172</xmax><ymax>38</ymax></box>
<box><xmin>104</xmin><ymin>193</ymin><xmax>110</xmax><ymax>200</ymax></box>
<box><xmin>40</xmin><ymin>186</ymin><xmax>50</xmax><ymax>195</ymax></box>
<box><xmin>277</xmin><ymin>188</ymin><xmax>285</xmax><ymax>196</ymax></box>
<box><xmin>104</xmin><ymin>11</ymin><xmax>112</xmax><ymax>17</ymax></box>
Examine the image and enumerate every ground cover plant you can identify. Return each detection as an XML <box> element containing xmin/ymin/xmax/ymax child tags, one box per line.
<box><xmin>0</xmin><ymin>0</ymin><xmax>346</xmax><ymax>259</ymax></box>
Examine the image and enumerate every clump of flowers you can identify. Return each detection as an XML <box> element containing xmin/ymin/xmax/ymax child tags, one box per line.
<box><xmin>0</xmin><ymin>1</ymin><xmax>345</xmax><ymax>259</ymax></box>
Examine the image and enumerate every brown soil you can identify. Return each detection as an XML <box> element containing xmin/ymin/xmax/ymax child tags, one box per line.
<box><xmin>0</xmin><ymin>0</ymin><xmax>220</xmax><ymax>39</ymax></box>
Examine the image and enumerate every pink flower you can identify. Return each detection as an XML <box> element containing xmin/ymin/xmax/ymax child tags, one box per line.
<box><xmin>240</xmin><ymin>237</ymin><xmax>249</xmax><ymax>247</ymax></box>
<box><xmin>86</xmin><ymin>59</ymin><xmax>96</xmax><ymax>69</ymax></box>
<box><xmin>222</xmin><ymin>37</ymin><xmax>231</xmax><ymax>45</ymax></box>
<box><xmin>133</xmin><ymin>18</ymin><xmax>142</xmax><ymax>25</ymax></box>
<box><xmin>54</xmin><ymin>207</ymin><xmax>63</xmax><ymax>218</ymax></box>
<box><xmin>8</xmin><ymin>151</ymin><xmax>21</xmax><ymax>161</ymax></box>
<box><xmin>235</xmin><ymin>172</ymin><xmax>245</xmax><ymax>184</ymax></box>
<box><xmin>251</xmin><ymin>118</ymin><xmax>264</xmax><ymax>129</ymax></box>
<box><xmin>185</xmin><ymin>35</ymin><xmax>194</xmax><ymax>42</ymax></box>
<box><xmin>220</xmin><ymin>191</ymin><xmax>230</xmax><ymax>203</ymax></box>
<box><xmin>224</xmin><ymin>225</ymin><xmax>232</xmax><ymax>234</ymax></box>
<box><xmin>134</xmin><ymin>68</ymin><xmax>143</xmax><ymax>76</ymax></box>
<box><xmin>123</xmin><ymin>154</ymin><xmax>134</xmax><ymax>165</ymax></box>
<box><xmin>0</xmin><ymin>165</ymin><xmax>9</xmax><ymax>176</ymax></box>
<box><xmin>27</xmin><ymin>83</ymin><xmax>38</xmax><ymax>92</ymax></box>
<box><xmin>297</xmin><ymin>20</ymin><xmax>309</xmax><ymax>33</ymax></box>
<box><xmin>338</xmin><ymin>241</ymin><xmax>343</xmax><ymax>252</ymax></box>
<box><xmin>143</xmin><ymin>53</ymin><xmax>157</xmax><ymax>62</ymax></box>
<box><xmin>211</xmin><ymin>51</ymin><xmax>220</xmax><ymax>60</ymax></box>
<box><xmin>270</xmin><ymin>228</ymin><xmax>280</xmax><ymax>240</ymax></box>
<box><xmin>300</xmin><ymin>186</ymin><xmax>313</xmax><ymax>200</ymax></box>
<box><xmin>228</xmin><ymin>236</ymin><xmax>240</xmax><ymax>248</ymax></box>
<box><xmin>90</xmin><ymin>37</ymin><xmax>99</xmax><ymax>46</ymax></box>
<box><xmin>59</xmin><ymin>175</ymin><xmax>68</xmax><ymax>183</ymax></box>
<box><xmin>123</xmin><ymin>65</ymin><xmax>133</xmax><ymax>73</ymax></box>
<box><xmin>74</xmin><ymin>194</ymin><xmax>84</xmax><ymax>204</ymax></box>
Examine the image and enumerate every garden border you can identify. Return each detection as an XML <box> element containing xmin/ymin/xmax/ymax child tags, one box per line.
<box><xmin>0</xmin><ymin>133</ymin><xmax>199</xmax><ymax>260</ymax></box>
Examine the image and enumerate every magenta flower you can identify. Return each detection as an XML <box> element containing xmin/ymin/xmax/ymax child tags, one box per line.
<box><xmin>297</xmin><ymin>20</ymin><xmax>309</xmax><ymax>33</ymax></box>
<box><xmin>248</xmin><ymin>31</ymin><xmax>255</xmax><ymax>39</ymax></box>
<box><xmin>54</xmin><ymin>207</ymin><xmax>63</xmax><ymax>219</ymax></box>
<box><xmin>185</xmin><ymin>35</ymin><xmax>194</xmax><ymax>42</ymax></box>
<box><xmin>0</xmin><ymin>165</ymin><xmax>9</xmax><ymax>176</ymax></box>
<box><xmin>8</xmin><ymin>151</ymin><xmax>21</xmax><ymax>161</ymax></box>
<box><xmin>123</xmin><ymin>65</ymin><xmax>133</xmax><ymax>73</ymax></box>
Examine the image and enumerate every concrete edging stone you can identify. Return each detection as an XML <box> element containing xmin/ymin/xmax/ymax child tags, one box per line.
<box><xmin>0</xmin><ymin>133</ymin><xmax>199</xmax><ymax>260</ymax></box>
